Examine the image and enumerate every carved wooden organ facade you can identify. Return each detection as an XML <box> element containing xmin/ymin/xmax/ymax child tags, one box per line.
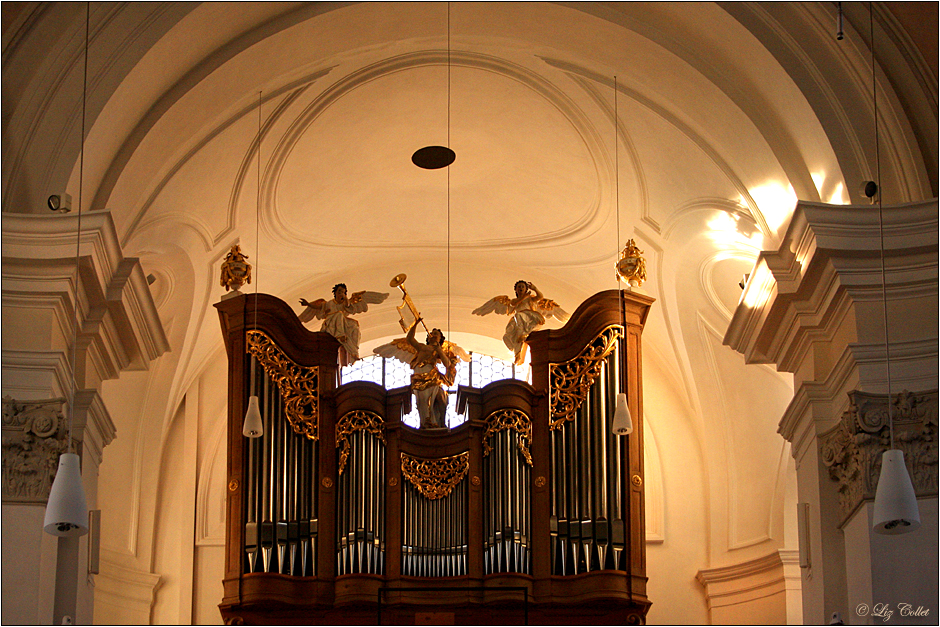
<box><xmin>215</xmin><ymin>290</ymin><xmax>654</xmax><ymax>624</ymax></box>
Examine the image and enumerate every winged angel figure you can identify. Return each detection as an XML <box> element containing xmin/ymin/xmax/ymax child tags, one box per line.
<box><xmin>472</xmin><ymin>281</ymin><xmax>569</xmax><ymax>365</ymax></box>
<box><xmin>373</xmin><ymin>318</ymin><xmax>470</xmax><ymax>429</ymax></box>
<box><xmin>298</xmin><ymin>283</ymin><xmax>388</xmax><ymax>366</ymax></box>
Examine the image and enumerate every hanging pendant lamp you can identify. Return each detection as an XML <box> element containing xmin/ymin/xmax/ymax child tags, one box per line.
<box><xmin>44</xmin><ymin>453</ymin><xmax>89</xmax><ymax>536</ymax></box>
<box><xmin>612</xmin><ymin>393</ymin><xmax>633</xmax><ymax>436</ymax></box>
<box><xmin>44</xmin><ymin>1</ymin><xmax>91</xmax><ymax>537</ymax></box>
<box><xmin>243</xmin><ymin>91</ymin><xmax>264</xmax><ymax>439</ymax></box>
<box><xmin>863</xmin><ymin>4</ymin><xmax>918</xmax><ymax>534</ymax></box>
<box><xmin>872</xmin><ymin>449</ymin><xmax>920</xmax><ymax>533</ymax></box>
<box><xmin>609</xmin><ymin>75</ymin><xmax>633</xmax><ymax>438</ymax></box>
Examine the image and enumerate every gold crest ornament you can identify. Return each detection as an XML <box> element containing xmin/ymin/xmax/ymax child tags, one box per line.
<box><xmin>220</xmin><ymin>245</ymin><xmax>252</xmax><ymax>292</ymax></box>
<box><xmin>616</xmin><ymin>239</ymin><xmax>647</xmax><ymax>287</ymax></box>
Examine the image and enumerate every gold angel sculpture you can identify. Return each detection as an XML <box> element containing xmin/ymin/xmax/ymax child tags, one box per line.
<box><xmin>298</xmin><ymin>283</ymin><xmax>388</xmax><ymax>366</ymax></box>
<box><xmin>373</xmin><ymin>318</ymin><xmax>469</xmax><ymax>429</ymax></box>
<box><xmin>472</xmin><ymin>281</ymin><xmax>569</xmax><ymax>365</ymax></box>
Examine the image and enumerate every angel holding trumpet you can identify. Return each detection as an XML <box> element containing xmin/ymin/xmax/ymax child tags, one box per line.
<box><xmin>373</xmin><ymin>318</ymin><xmax>469</xmax><ymax>429</ymax></box>
<box><xmin>298</xmin><ymin>283</ymin><xmax>388</xmax><ymax>366</ymax></box>
<box><xmin>472</xmin><ymin>281</ymin><xmax>569</xmax><ymax>365</ymax></box>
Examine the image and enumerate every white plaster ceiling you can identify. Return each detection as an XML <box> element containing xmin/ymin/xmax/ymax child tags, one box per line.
<box><xmin>2</xmin><ymin>3</ymin><xmax>936</xmax><ymax>603</ymax></box>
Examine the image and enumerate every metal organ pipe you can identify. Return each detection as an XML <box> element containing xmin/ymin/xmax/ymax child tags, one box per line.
<box><xmin>243</xmin><ymin>355</ymin><xmax>320</xmax><ymax>577</ymax></box>
<box><xmin>549</xmin><ymin>340</ymin><xmax>628</xmax><ymax>575</ymax></box>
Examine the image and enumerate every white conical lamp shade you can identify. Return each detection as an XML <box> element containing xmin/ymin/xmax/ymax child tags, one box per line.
<box><xmin>43</xmin><ymin>453</ymin><xmax>89</xmax><ymax>536</ymax></box>
<box><xmin>612</xmin><ymin>392</ymin><xmax>633</xmax><ymax>435</ymax></box>
<box><xmin>243</xmin><ymin>395</ymin><xmax>263</xmax><ymax>438</ymax></box>
<box><xmin>872</xmin><ymin>449</ymin><xmax>920</xmax><ymax>534</ymax></box>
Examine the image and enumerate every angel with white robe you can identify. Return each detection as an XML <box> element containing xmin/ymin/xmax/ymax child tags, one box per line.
<box><xmin>298</xmin><ymin>283</ymin><xmax>388</xmax><ymax>366</ymax></box>
<box><xmin>373</xmin><ymin>318</ymin><xmax>470</xmax><ymax>429</ymax></box>
<box><xmin>472</xmin><ymin>281</ymin><xmax>569</xmax><ymax>365</ymax></box>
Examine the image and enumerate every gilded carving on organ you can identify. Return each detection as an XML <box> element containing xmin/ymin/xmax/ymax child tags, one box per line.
<box><xmin>336</xmin><ymin>410</ymin><xmax>385</xmax><ymax>475</ymax></box>
<box><xmin>246</xmin><ymin>330</ymin><xmax>319</xmax><ymax>440</ymax></box>
<box><xmin>616</xmin><ymin>239</ymin><xmax>647</xmax><ymax>287</ymax></box>
<box><xmin>220</xmin><ymin>244</ymin><xmax>252</xmax><ymax>292</ymax></box>
<box><xmin>400</xmin><ymin>452</ymin><xmax>469</xmax><ymax>500</ymax></box>
<box><xmin>549</xmin><ymin>325</ymin><xmax>623</xmax><ymax>429</ymax></box>
<box><xmin>483</xmin><ymin>409</ymin><xmax>533</xmax><ymax>466</ymax></box>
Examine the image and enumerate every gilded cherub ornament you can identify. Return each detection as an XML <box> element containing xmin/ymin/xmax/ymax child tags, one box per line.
<box><xmin>472</xmin><ymin>281</ymin><xmax>569</xmax><ymax>365</ymax></box>
<box><xmin>373</xmin><ymin>319</ymin><xmax>469</xmax><ymax>429</ymax></box>
<box><xmin>220</xmin><ymin>245</ymin><xmax>252</xmax><ymax>293</ymax></box>
<box><xmin>298</xmin><ymin>283</ymin><xmax>389</xmax><ymax>366</ymax></box>
<box><xmin>616</xmin><ymin>239</ymin><xmax>647</xmax><ymax>287</ymax></box>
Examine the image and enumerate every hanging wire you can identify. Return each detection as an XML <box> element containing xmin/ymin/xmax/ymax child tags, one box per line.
<box><xmin>869</xmin><ymin>3</ymin><xmax>894</xmax><ymax>449</ymax></box>
<box><xmin>614</xmin><ymin>76</ymin><xmax>626</xmax><ymax>326</ymax></box>
<box><xmin>68</xmin><ymin>1</ymin><xmax>91</xmax><ymax>454</ymax></box>
<box><xmin>254</xmin><ymin>91</ymin><xmax>262</xmax><ymax>334</ymax></box>
<box><xmin>614</xmin><ymin>76</ymin><xmax>620</xmax><ymax>270</ymax></box>
<box><xmin>446</xmin><ymin>1</ymin><xmax>452</xmax><ymax>335</ymax></box>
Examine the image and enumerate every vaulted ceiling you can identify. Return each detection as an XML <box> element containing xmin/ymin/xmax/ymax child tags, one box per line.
<box><xmin>3</xmin><ymin>3</ymin><xmax>936</xmax><ymax>621</ymax></box>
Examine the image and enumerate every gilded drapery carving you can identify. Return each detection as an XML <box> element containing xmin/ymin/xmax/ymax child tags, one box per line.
<box><xmin>400</xmin><ymin>452</ymin><xmax>469</xmax><ymax>500</ymax></box>
<box><xmin>336</xmin><ymin>410</ymin><xmax>385</xmax><ymax>475</ymax></box>
<box><xmin>483</xmin><ymin>409</ymin><xmax>533</xmax><ymax>466</ymax></box>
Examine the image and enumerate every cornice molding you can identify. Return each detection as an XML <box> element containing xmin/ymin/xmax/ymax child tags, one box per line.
<box><xmin>94</xmin><ymin>559</ymin><xmax>162</xmax><ymax>625</ymax></box>
<box><xmin>696</xmin><ymin>551</ymin><xmax>789</xmax><ymax>609</ymax></box>
<box><xmin>2</xmin><ymin>211</ymin><xmax>169</xmax><ymax>375</ymax></box>
<box><xmin>72</xmin><ymin>389</ymin><xmax>116</xmax><ymax>468</ymax></box>
<box><xmin>778</xmin><ymin>344</ymin><xmax>859</xmax><ymax>463</ymax></box>
<box><xmin>725</xmin><ymin>199</ymin><xmax>938</xmax><ymax>370</ymax></box>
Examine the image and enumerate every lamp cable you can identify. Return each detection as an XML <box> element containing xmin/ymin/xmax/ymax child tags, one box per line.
<box><xmin>68</xmin><ymin>1</ymin><xmax>91</xmax><ymax>454</ymax></box>
<box><xmin>870</xmin><ymin>2</ymin><xmax>893</xmax><ymax>449</ymax></box>
<box><xmin>447</xmin><ymin>1</ymin><xmax>452</xmax><ymax>336</ymax></box>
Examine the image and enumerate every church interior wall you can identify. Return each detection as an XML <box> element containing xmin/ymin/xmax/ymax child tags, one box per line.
<box><xmin>3</xmin><ymin>2</ymin><xmax>935</xmax><ymax>624</ymax></box>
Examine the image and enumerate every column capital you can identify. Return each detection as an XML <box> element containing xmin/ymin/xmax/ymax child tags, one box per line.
<box><xmin>819</xmin><ymin>389</ymin><xmax>938</xmax><ymax>527</ymax></box>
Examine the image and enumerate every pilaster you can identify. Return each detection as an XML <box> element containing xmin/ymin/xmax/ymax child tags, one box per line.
<box><xmin>1</xmin><ymin>211</ymin><xmax>167</xmax><ymax>624</ymax></box>
<box><xmin>724</xmin><ymin>199</ymin><xmax>939</xmax><ymax>625</ymax></box>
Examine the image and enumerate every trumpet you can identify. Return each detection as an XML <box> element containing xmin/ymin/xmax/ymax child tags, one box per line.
<box><xmin>390</xmin><ymin>273</ymin><xmax>430</xmax><ymax>334</ymax></box>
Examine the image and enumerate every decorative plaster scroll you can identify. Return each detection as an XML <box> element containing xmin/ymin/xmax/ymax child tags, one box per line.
<box><xmin>400</xmin><ymin>452</ymin><xmax>469</xmax><ymax>500</ymax></box>
<box><xmin>246</xmin><ymin>330</ymin><xmax>319</xmax><ymax>440</ymax></box>
<box><xmin>820</xmin><ymin>389</ymin><xmax>938</xmax><ymax>524</ymax></box>
<box><xmin>549</xmin><ymin>325</ymin><xmax>622</xmax><ymax>429</ymax></box>
<box><xmin>482</xmin><ymin>409</ymin><xmax>533</xmax><ymax>466</ymax></box>
<box><xmin>2</xmin><ymin>396</ymin><xmax>73</xmax><ymax>503</ymax></box>
<box><xmin>336</xmin><ymin>410</ymin><xmax>385</xmax><ymax>475</ymax></box>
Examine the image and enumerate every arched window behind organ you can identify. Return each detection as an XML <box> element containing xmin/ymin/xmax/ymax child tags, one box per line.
<box><xmin>341</xmin><ymin>351</ymin><xmax>530</xmax><ymax>428</ymax></box>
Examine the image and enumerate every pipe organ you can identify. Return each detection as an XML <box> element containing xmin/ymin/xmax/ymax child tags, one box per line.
<box><xmin>216</xmin><ymin>290</ymin><xmax>654</xmax><ymax>624</ymax></box>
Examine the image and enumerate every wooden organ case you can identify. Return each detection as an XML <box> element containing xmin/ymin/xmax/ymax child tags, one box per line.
<box><xmin>215</xmin><ymin>290</ymin><xmax>654</xmax><ymax>624</ymax></box>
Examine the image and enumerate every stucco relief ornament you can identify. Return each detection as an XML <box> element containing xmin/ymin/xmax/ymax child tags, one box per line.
<box><xmin>616</xmin><ymin>239</ymin><xmax>647</xmax><ymax>288</ymax></box>
<box><xmin>220</xmin><ymin>245</ymin><xmax>252</xmax><ymax>295</ymax></box>
<box><xmin>2</xmin><ymin>397</ymin><xmax>71</xmax><ymax>503</ymax></box>
<box><xmin>820</xmin><ymin>389</ymin><xmax>938</xmax><ymax>525</ymax></box>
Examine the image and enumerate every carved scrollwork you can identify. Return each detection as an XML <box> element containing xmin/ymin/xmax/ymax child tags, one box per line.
<box><xmin>549</xmin><ymin>325</ymin><xmax>623</xmax><ymax>429</ymax></box>
<box><xmin>246</xmin><ymin>330</ymin><xmax>319</xmax><ymax>440</ymax></box>
<box><xmin>336</xmin><ymin>410</ymin><xmax>385</xmax><ymax>475</ymax></box>
<box><xmin>483</xmin><ymin>409</ymin><xmax>533</xmax><ymax>466</ymax></box>
<box><xmin>400</xmin><ymin>451</ymin><xmax>469</xmax><ymax>500</ymax></box>
<box><xmin>2</xmin><ymin>397</ymin><xmax>72</xmax><ymax>503</ymax></box>
<box><xmin>820</xmin><ymin>389</ymin><xmax>938</xmax><ymax>524</ymax></box>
